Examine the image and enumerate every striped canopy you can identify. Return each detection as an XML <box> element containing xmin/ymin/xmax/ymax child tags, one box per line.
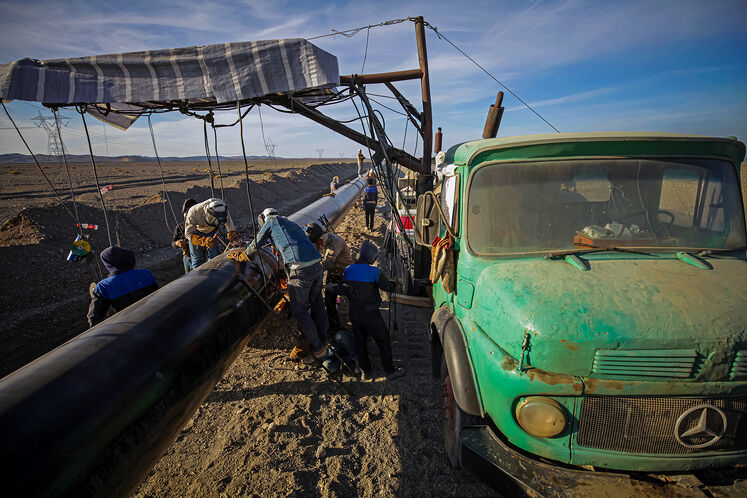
<box><xmin>0</xmin><ymin>39</ymin><xmax>339</xmax><ymax>128</ymax></box>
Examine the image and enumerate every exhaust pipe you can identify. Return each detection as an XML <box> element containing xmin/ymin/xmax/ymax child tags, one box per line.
<box><xmin>0</xmin><ymin>176</ymin><xmax>366</xmax><ymax>497</ymax></box>
<box><xmin>482</xmin><ymin>91</ymin><xmax>504</xmax><ymax>139</ymax></box>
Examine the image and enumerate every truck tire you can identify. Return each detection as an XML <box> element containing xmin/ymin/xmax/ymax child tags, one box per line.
<box><xmin>442</xmin><ymin>353</ymin><xmax>481</xmax><ymax>469</ymax></box>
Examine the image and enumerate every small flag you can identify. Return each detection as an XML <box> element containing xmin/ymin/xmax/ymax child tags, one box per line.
<box><xmin>77</xmin><ymin>223</ymin><xmax>99</xmax><ymax>230</ymax></box>
<box><xmin>100</xmin><ymin>184</ymin><xmax>114</xmax><ymax>194</ymax></box>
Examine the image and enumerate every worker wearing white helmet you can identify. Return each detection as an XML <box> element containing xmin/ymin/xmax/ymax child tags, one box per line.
<box><xmin>244</xmin><ymin>207</ymin><xmax>329</xmax><ymax>364</ymax></box>
<box><xmin>185</xmin><ymin>198</ymin><xmax>239</xmax><ymax>268</ymax></box>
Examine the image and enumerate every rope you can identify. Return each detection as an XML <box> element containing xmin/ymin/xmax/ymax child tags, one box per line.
<box><xmin>1</xmin><ymin>102</ymin><xmax>78</xmax><ymax>223</ymax></box>
<box><xmin>237</xmin><ymin>101</ymin><xmax>259</xmax><ymax>241</ymax></box>
<box><xmin>360</xmin><ymin>27</ymin><xmax>370</xmax><ymax>73</ymax></box>
<box><xmin>53</xmin><ymin>109</ymin><xmax>82</xmax><ymax>234</ymax></box>
<box><xmin>212</xmin><ymin>125</ymin><xmax>225</xmax><ymax>199</ymax></box>
<box><xmin>351</xmin><ymin>92</ymin><xmax>410</xmax><ymax>245</ymax></box>
<box><xmin>147</xmin><ymin>115</ymin><xmax>180</xmax><ymax>232</ymax></box>
<box><xmin>79</xmin><ymin>108</ymin><xmax>114</xmax><ymax>247</ymax></box>
<box><xmin>237</xmin><ymin>102</ymin><xmax>267</xmax><ymax>303</ymax></box>
<box><xmin>422</xmin><ymin>20</ymin><xmax>560</xmax><ymax>133</ymax></box>
<box><xmin>202</xmin><ymin>120</ymin><xmax>216</xmax><ymax>197</ymax></box>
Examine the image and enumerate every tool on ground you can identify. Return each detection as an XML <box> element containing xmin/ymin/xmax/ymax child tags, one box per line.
<box><xmin>67</xmin><ymin>234</ymin><xmax>91</xmax><ymax>262</ymax></box>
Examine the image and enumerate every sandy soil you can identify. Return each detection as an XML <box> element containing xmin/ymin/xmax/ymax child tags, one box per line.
<box><xmin>0</xmin><ymin>158</ymin><xmax>494</xmax><ymax>496</ymax></box>
<box><xmin>2</xmin><ymin>159</ymin><xmax>745</xmax><ymax>496</ymax></box>
<box><xmin>133</xmin><ymin>205</ymin><xmax>494</xmax><ymax>497</ymax></box>
<box><xmin>0</xmin><ymin>159</ymin><xmax>360</xmax><ymax>376</ymax></box>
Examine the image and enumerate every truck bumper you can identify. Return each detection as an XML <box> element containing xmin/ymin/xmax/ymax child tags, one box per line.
<box><xmin>460</xmin><ymin>425</ymin><xmax>747</xmax><ymax>497</ymax></box>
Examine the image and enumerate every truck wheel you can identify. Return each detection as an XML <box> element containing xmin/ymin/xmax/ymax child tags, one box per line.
<box><xmin>441</xmin><ymin>354</ymin><xmax>480</xmax><ymax>469</ymax></box>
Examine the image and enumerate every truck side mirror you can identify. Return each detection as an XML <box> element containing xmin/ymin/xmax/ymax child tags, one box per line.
<box><xmin>415</xmin><ymin>193</ymin><xmax>439</xmax><ymax>246</ymax></box>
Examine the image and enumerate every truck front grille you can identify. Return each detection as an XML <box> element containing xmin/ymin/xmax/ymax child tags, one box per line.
<box><xmin>577</xmin><ymin>396</ymin><xmax>747</xmax><ymax>454</ymax></box>
<box><xmin>731</xmin><ymin>351</ymin><xmax>747</xmax><ymax>380</ymax></box>
<box><xmin>591</xmin><ymin>349</ymin><xmax>698</xmax><ymax>379</ymax></box>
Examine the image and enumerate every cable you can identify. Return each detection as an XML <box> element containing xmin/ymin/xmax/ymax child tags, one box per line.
<box><xmin>237</xmin><ymin>102</ymin><xmax>259</xmax><ymax>241</ymax></box>
<box><xmin>360</xmin><ymin>27</ymin><xmax>370</xmax><ymax>74</ymax></box>
<box><xmin>368</xmin><ymin>96</ymin><xmax>408</xmax><ymax>117</ymax></box>
<box><xmin>1</xmin><ymin>102</ymin><xmax>77</xmax><ymax>223</ymax></box>
<box><xmin>307</xmin><ymin>18</ymin><xmax>408</xmax><ymax>41</ymax></box>
<box><xmin>202</xmin><ymin>120</ymin><xmax>216</xmax><ymax>197</ymax></box>
<box><xmin>79</xmin><ymin>107</ymin><xmax>114</xmax><ymax>247</ymax></box>
<box><xmin>148</xmin><ymin>115</ymin><xmax>180</xmax><ymax>233</ymax></box>
<box><xmin>212</xmin><ymin>125</ymin><xmax>225</xmax><ymax>199</ymax></box>
<box><xmin>422</xmin><ymin>20</ymin><xmax>560</xmax><ymax>133</ymax></box>
<box><xmin>53</xmin><ymin>109</ymin><xmax>82</xmax><ymax>235</ymax></box>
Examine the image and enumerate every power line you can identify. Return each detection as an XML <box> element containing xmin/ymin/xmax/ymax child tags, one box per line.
<box><xmin>422</xmin><ymin>20</ymin><xmax>560</xmax><ymax>133</ymax></box>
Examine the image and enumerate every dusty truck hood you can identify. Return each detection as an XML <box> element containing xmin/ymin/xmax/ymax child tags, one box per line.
<box><xmin>470</xmin><ymin>256</ymin><xmax>747</xmax><ymax>381</ymax></box>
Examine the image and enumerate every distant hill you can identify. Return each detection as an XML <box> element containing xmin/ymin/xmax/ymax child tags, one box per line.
<box><xmin>0</xmin><ymin>153</ymin><xmax>279</xmax><ymax>164</ymax></box>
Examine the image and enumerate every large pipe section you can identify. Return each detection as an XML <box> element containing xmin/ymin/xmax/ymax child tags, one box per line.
<box><xmin>0</xmin><ymin>176</ymin><xmax>366</xmax><ymax>497</ymax></box>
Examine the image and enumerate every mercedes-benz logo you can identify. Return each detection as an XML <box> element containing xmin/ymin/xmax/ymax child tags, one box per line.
<box><xmin>674</xmin><ymin>404</ymin><xmax>727</xmax><ymax>448</ymax></box>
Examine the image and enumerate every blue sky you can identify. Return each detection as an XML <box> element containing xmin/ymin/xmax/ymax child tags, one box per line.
<box><xmin>1</xmin><ymin>0</ymin><xmax>746</xmax><ymax>159</ymax></box>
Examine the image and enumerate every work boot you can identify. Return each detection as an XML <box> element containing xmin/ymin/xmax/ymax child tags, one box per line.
<box><xmin>302</xmin><ymin>354</ymin><xmax>318</xmax><ymax>366</ymax></box>
<box><xmin>312</xmin><ymin>345</ymin><xmax>328</xmax><ymax>359</ymax></box>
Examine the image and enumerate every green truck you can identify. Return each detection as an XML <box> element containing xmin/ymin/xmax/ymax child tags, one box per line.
<box><xmin>415</xmin><ymin>132</ymin><xmax>747</xmax><ymax>495</ymax></box>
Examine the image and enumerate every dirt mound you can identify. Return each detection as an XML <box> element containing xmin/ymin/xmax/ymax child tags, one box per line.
<box><xmin>137</xmin><ymin>193</ymin><xmax>166</xmax><ymax>207</ymax></box>
<box><xmin>0</xmin><ymin>212</ymin><xmax>45</xmax><ymax>247</ymax></box>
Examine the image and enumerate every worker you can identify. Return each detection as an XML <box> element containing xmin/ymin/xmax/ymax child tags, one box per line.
<box><xmin>246</xmin><ymin>208</ymin><xmax>329</xmax><ymax>364</ymax></box>
<box><xmin>304</xmin><ymin>222</ymin><xmax>353</xmax><ymax>332</ymax></box>
<box><xmin>326</xmin><ymin>240</ymin><xmax>403</xmax><ymax>380</ymax></box>
<box><xmin>172</xmin><ymin>198</ymin><xmax>198</xmax><ymax>273</ymax></box>
<box><xmin>330</xmin><ymin>175</ymin><xmax>340</xmax><ymax>194</ymax></box>
<box><xmin>185</xmin><ymin>198</ymin><xmax>240</xmax><ymax>269</ymax></box>
<box><xmin>87</xmin><ymin>246</ymin><xmax>158</xmax><ymax>327</ymax></box>
<box><xmin>363</xmin><ymin>177</ymin><xmax>378</xmax><ymax>231</ymax></box>
<box><xmin>356</xmin><ymin>149</ymin><xmax>364</xmax><ymax>176</ymax></box>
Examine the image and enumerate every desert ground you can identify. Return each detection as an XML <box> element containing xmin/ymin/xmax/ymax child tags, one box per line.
<box><xmin>1</xmin><ymin>158</ymin><xmax>746</xmax><ymax>496</ymax></box>
<box><xmin>0</xmin><ymin>157</ymin><xmax>494</xmax><ymax>496</ymax></box>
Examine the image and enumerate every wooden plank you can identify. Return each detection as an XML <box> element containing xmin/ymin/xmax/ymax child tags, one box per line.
<box><xmin>390</xmin><ymin>293</ymin><xmax>433</xmax><ymax>308</ymax></box>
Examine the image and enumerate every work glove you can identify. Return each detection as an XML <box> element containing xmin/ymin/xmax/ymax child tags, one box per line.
<box><xmin>227</xmin><ymin>231</ymin><xmax>244</xmax><ymax>248</ymax></box>
<box><xmin>225</xmin><ymin>248</ymin><xmax>250</xmax><ymax>262</ymax></box>
<box><xmin>190</xmin><ymin>233</ymin><xmax>217</xmax><ymax>248</ymax></box>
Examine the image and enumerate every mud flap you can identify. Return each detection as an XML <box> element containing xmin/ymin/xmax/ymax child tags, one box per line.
<box><xmin>432</xmin><ymin>306</ymin><xmax>481</xmax><ymax>416</ymax></box>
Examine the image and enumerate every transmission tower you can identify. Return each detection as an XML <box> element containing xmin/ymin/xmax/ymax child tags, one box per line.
<box><xmin>264</xmin><ymin>137</ymin><xmax>277</xmax><ymax>161</ymax></box>
<box><xmin>317</xmin><ymin>148</ymin><xmax>324</xmax><ymax>159</ymax></box>
<box><xmin>31</xmin><ymin>111</ymin><xmax>69</xmax><ymax>157</ymax></box>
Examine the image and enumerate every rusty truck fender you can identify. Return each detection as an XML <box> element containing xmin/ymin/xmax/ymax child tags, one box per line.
<box><xmin>430</xmin><ymin>306</ymin><xmax>482</xmax><ymax>417</ymax></box>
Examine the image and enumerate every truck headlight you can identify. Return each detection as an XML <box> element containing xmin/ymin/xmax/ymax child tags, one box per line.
<box><xmin>516</xmin><ymin>397</ymin><xmax>567</xmax><ymax>438</ymax></box>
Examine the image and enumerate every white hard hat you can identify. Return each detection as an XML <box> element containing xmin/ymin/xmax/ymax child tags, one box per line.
<box><xmin>258</xmin><ymin>207</ymin><xmax>278</xmax><ymax>227</ymax></box>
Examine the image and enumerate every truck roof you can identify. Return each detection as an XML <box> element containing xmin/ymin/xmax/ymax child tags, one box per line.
<box><xmin>445</xmin><ymin>132</ymin><xmax>746</xmax><ymax>167</ymax></box>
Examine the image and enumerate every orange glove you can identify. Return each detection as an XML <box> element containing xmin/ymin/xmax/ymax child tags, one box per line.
<box><xmin>225</xmin><ymin>248</ymin><xmax>250</xmax><ymax>262</ymax></box>
<box><xmin>227</xmin><ymin>231</ymin><xmax>238</xmax><ymax>242</ymax></box>
<box><xmin>191</xmin><ymin>233</ymin><xmax>217</xmax><ymax>247</ymax></box>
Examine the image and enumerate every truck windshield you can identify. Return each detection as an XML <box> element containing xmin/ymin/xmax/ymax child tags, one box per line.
<box><xmin>466</xmin><ymin>158</ymin><xmax>746</xmax><ymax>255</ymax></box>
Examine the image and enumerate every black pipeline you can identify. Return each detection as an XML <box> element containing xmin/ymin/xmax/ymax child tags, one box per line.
<box><xmin>0</xmin><ymin>176</ymin><xmax>366</xmax><ymax>497</ymax></box>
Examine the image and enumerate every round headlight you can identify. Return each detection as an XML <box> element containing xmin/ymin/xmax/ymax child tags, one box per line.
<box><xmin>516</xmin><ymin>396</ymin><xmax>567</xmax><ymax>438</ymax></box>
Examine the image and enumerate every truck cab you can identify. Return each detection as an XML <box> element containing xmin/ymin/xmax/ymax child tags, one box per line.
<box><xmin>417</xmin><ymin>132</ymin><xmax>747</xmax><ymax>495</ymax></box>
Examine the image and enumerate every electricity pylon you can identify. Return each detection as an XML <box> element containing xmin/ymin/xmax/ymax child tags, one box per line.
<box><xmin>31</xmin><ymin>111</ymin><xmax>69</xmax><ymax>157</ymax></box>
